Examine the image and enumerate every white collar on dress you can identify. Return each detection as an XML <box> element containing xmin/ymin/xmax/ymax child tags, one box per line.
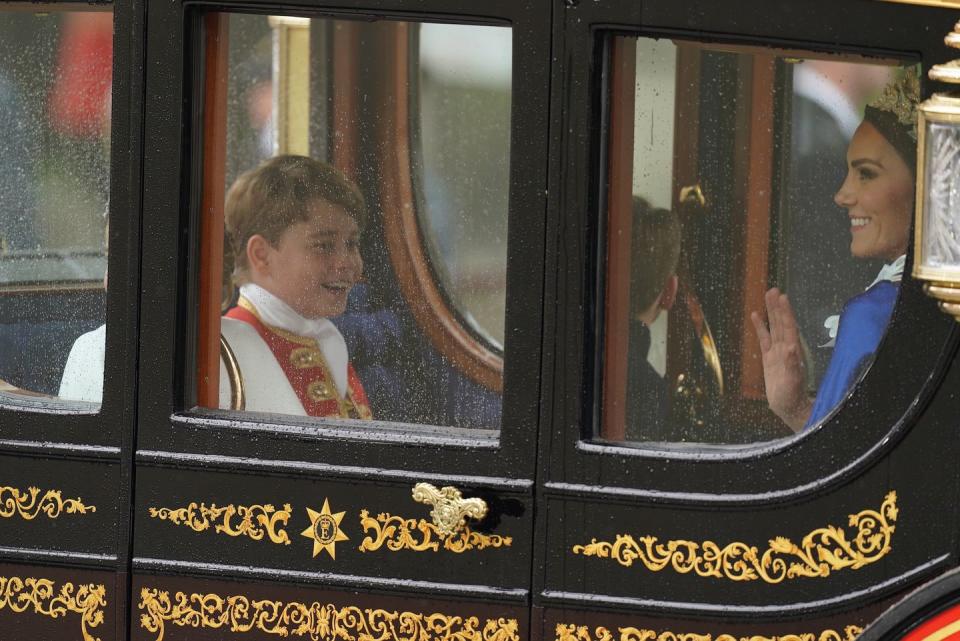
<box><xmin>239</xmin><ymin>283</ymin><xmax>350</xmax><ymax>397</ymax></box>
<box><xmin>821</xmin><ymin>254</ymin><xmax>906</xmax><ymax>347</ymax></box>
<box><xmin>864</xmin><ymin>254</ymin><xmax>906</xmax><ymax>291</ymax></box>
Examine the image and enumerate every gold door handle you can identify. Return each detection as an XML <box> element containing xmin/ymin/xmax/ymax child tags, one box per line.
<box><xmin>679</xmin><ymin>183</ymin><xmax>706</xmax><ymax>208</ymax></box>
<box><xmin>412</xmin><ymin>483</ymin><xmax>487</xmax><ymax>537</ymax></box>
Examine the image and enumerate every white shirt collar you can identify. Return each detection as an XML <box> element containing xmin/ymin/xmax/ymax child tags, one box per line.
<box><xmin>238</xmin><ymin>283</ymin><xmax>350</xmax><ymax>397</ymax></box>
<box><xmin>793</xmin><ymin>65</ymin><xmax>861</xmax><ymax>139</ymax></box>
<box><xmin>866</xmin><ymin>254</ymin><xmax>906</xmax><ymax>291</ymax></box>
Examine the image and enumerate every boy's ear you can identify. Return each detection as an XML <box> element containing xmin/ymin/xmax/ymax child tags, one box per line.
<box><xmin>246</xmin><ymin>234</ymin><xmax>273</xmax><ymax>276</ymax></box>
<box><xmin>660</xmin><ymin>274</ymin><xmax>679</xmax><ymax>311</ymax></box>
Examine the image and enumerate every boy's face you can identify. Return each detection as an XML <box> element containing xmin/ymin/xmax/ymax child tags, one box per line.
<box><xmin>255</xmin><ymin>200</ymin><xmax>363</xmax><ymax>319</ymax></box>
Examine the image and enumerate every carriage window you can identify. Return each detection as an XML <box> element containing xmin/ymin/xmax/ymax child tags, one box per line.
<box><xmin>599</xmin><ymin>35</ymin><xmax>916</xmax><ymax>445</ymax></box>
<box><xmin>416</xmin><ymin>24</ymin><xmax>511</xmax><ymax>349</ymax></box>
<box><xmin>195</xmin><ymin>13</ymin><xmax>508</xmax><ymax>432</ymax></box>
<box><xmin>0</xmin><ymin>10</ymin><xmax>112</xmax><ymax>410</ymax></box>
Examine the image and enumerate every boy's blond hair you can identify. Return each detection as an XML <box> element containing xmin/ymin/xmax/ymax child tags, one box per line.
<box><xmin>225</xmin><ymin>155</ymin><xmax>366</xmax><ymax>284</ymax></box>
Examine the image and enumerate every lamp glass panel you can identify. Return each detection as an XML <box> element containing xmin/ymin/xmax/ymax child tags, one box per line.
<box><xmin>922</xmin><ymin>119</ymin><xmax>960</xmax><ymax>271</ymax></box>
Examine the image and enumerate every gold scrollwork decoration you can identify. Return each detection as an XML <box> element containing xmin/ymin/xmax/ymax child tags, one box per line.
<box><xmin>148</xmin><ymin>502</ymin><xmax>292</xmax><ymax>545</ymax></box>
<box><xmin>0</xmin><ymin>575</ymin><xmax>106</xmax><ymax>641</ymax></box>
<box><xmin>138</xmin><ymin>587</ymin><xmax>520</xmax><ymax>641</ymax></box>
<box><xmin>411</xmin><ymin>483</ymin><xmax>488</xmax><ymax>537</ymax></box>
<box><xmin>0</xmin><ymin>485</ymin><xmax>96</xmax><ymax>520</ymax></box>
<box><xmin>358</xmin><ymin>509</ymin><xmax>512</xmax><ymax>553</ymax></box>
<box><xmin>572</xmin><ymin>491</ymin><xmax>897</xmax><ymax>584</ymax></box>
<box><xmin>555</xmin><ymin>624</ymin><xmax>863</xmax><ymax>641</ymax></box>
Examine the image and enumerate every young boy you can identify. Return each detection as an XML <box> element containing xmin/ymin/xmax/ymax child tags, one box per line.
<box><xmin>624</xmin><ymin>197</ymin><xmax>681</xmax><ymax>440</ymax></box>
<box><xmin>219</xmin><ymin>155</ymin><xmax>372</xmax><ymax>419</ymax></box>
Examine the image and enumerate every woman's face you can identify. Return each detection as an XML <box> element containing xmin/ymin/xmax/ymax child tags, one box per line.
<box><xmin>834</xmin><ymin>121</ymin><xmax>915</xmax><ymax>262</ymax></box>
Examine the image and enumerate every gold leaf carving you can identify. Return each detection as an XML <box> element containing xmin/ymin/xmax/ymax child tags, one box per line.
<box><xmin>138</xmin><ymin>587</ymin><xmax>520</xmax><ymax>641</ymax></box>
<box><xmin>411</xmin><ymin>483</ymin><xmax>488</xmax><ymax>537</ymax></box>
<box><xmin>0</xmin><ymin>485</ymin><xmax>96</xmax><ymax>520</ymax></box>
<box><xmin>148</xmin><ymin>502</ymin><xmax>292</xmax><ymax>545</ymax></box>
<box><xmin>555</xmin><ymin>624</ymin><xmax>863</xmax><ymax>641</ymax></box>
<box><xmin>571</xmin><ymin>491</ymin><xmax>897</xmax><ymax>584</ymax></box>
<box><xmin>357</xmin><ymin>509</ymin><xmax>512</xmax><ymax>553</ymax></box>
<box><xmin>0</xmin><ymin>575</ymin><xmax>106</xmax><ymax>641</ymax></box>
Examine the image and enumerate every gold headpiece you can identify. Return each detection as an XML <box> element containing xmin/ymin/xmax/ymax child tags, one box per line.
<box><xmin>867</xmin><ymin>67</ymin><xmax>921</xmax><ymax>139</ymax></box>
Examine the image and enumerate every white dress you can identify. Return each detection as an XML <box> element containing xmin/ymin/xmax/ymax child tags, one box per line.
<box><xmin>58</xmin><ymin>324</ymin><xmax>106</xmax><ymax>403</ymax></box>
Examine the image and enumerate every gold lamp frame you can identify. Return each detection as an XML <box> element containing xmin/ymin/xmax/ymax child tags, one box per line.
<box><xmin>914</xmin><ymin>21</ymin><xmax>960</xmax><ymax>321</ymax></box>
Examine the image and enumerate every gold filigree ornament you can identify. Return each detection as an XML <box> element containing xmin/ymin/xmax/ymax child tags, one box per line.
<box><xmin>0</xmin><ymin>485</ymin><xmax>96</xmax><ymax>520</ymax></box>
<box><xmin>554</xmin><ymin>623</ymin><xmax>863</xmax><ymax>641</ymax></box>
<box><xmin>357</xmin><ymin>509</ymin><xmax>512</xmax><ymax>553</ymax></box>
<box><xmin>0</xmin><ymin>575</ymin><xmax>106</xmax><ymax>641</ymax></box>
<box><xmin>138</xmin><ymin>587</ymin><xmax>520</xmax><ymax>641</ymax></box>
<box><xmin>411</xmin><ymin>483</ymin><xmax>488</xmax><ymax>537</ymax></box>
<box><xmin>302</xmin><ymin>498</ymin><xmax>348</xmax><ymax>559</ymax></box>
<box><xmin>572</xmin><ymin>491</ymin><xmax>897</xmax><ymax>584</ymax></box>
<box><xmin>148</xmin><ymin>502</ymin><xmax>292</xmax><ymax>545</ymax></box>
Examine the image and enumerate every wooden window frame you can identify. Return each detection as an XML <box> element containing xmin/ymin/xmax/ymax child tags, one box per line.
<box><xmin>377</xmin><ymin>22</ymin><xmax>505</xmax><ymax>393</ymax></box>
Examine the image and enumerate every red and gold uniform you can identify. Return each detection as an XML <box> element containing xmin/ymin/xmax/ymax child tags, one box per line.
<box><xmin>224</xmin><ymin>298</ymin><xmax>372</xmax><ymax>419</ymax></box>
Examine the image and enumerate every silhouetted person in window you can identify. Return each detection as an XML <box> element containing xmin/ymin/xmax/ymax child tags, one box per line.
<box><xmin>624</xmin><ymin>197</ymin><xmax>681</xmax><ymax>441</ymax></box>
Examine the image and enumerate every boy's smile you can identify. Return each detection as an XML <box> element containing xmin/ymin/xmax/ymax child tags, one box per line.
<box><xmin>252</xmin><ymin>200</ymin><xmax>363</xmax><ymax>319</ymax></box>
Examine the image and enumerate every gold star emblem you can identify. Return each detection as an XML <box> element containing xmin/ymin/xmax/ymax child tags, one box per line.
<box><xmin>301</xmin><ymin>499</ymin><xmax>348</xmax><ymax>559</ymax></box>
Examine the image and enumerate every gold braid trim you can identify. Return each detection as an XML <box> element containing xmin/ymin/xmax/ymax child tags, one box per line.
<box><xmin>138</xmin><ymin>588</ymin><xmax>520</xmax><ymax>641</ymax></box>
<box><xmin>555</xmin><ymin>624</ymin><xmax>863</xmax><ymax>641</ymax></box>
<box><xmin>0</xmin><ymin>485</ymin><xmax>96</xmax><ymax>520</ymax></box>
<box><xmin>0</xmin><ymin>575</ymin><xmax>106</xmax><ymax>641</ymax></box>
<box><xmin>358</xmin><ymin>509</ymin><xmax>512</xmax><ymax>553</ymax></box>
<box><xmin>236</xmin><ymin>296</ymin><xmax>366</xmax><ymax>419</ymax></box>
<box><xmin>572</xmin><ymin>491</ymin><xmax>897</xmax><ymax>584</ymax></box>
<box><xmin>148</xmin><ymin>502</ymin><xmax>292</xmax><ymax>545</ymax></box>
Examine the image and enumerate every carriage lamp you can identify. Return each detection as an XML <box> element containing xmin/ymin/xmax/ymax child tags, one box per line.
<box><xmin>914</xmin><ymin>21</ymin><xmax>960</xmax><ymax>321</ymax></box>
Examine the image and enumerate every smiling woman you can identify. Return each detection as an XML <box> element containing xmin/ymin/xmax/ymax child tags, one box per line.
<box><xmin>839</xmin><ymin>127</ymin><xmax>915</xmax><ymax>262</ymax></box>
<box><xmin>599</xmin><ymin>36</ymin><xmax>920</xmax><ymax>446</ymax></box>
<box><xmin>752</xmin><ymin>70</ymin><xmax>920</xmax><ymax>432</ymax></box>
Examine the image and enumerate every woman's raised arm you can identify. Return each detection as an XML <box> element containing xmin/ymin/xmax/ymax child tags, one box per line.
<box><xmin>750</xmin><ymin>288</ymin><xmax>813</xmax><ymax>433</ymax></box>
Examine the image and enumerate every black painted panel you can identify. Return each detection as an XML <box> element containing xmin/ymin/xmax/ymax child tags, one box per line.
<box><xmin>533</xmin><ymin>0</ymin><xmax>960</xmax><ymax>629</ymax></box>
<box><xmin>131</xmin><ymin>571</ymin><xmax>529</xmax><ymax>641</ymax></box>
<box><xmin>0</xmin><ymin>453</ymin><xmax>119</xmax><ymax>559</ymax></box>
<box><xmin>133</xmin><ymin>463</ymin><xmax>532</xmax><ymax>594</ymax></box>
<box><xmin>539</xmin><ymin>600</ymin><xmax>897</xmax><ymax>641</ymax></box>
<box><xmin>0</xmin><ymin>561</ymin><xmax>116</xmax><ymax>641</ymax></box>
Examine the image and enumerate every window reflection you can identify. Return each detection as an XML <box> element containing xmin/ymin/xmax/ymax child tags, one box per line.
<box><xmin>415</xmin><ymin>23</ymin><xmax>511</xmax><ymax>350</ymax></box>
<box><xmin>0</xmin><ymin>11</ymin><xmax>112</xmax><ymax>409</ymax></box>
<box><xmin>601</xmin><ymin>35</ymin><xmax>916</xmax><ymax>444</ymax></box>
<box><xmin>200</xmin><ymin>14</ymin><xmax>507</xmax><ymax>431</ymax></box>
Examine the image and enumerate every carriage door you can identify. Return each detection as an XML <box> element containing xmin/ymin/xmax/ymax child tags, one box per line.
<box><xmin>539</xmin><ymin>0</ymin><xmax>960</xmax><ymax>639</ymax></box>
<box><xmin>132</xmin><ymin>0</ymin><xmax>548</xmax><ymax>639</ymax></box>
<box><xmin>0</xmin><ymin>2</ymin><xmax>140</xmax><ymax>640</ymax></box>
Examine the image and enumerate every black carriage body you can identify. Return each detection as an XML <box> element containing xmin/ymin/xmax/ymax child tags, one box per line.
<box><xmin>0</xmin><ymin>1</ymin><xmax>958</xmax><ymax>641</ymax></box>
